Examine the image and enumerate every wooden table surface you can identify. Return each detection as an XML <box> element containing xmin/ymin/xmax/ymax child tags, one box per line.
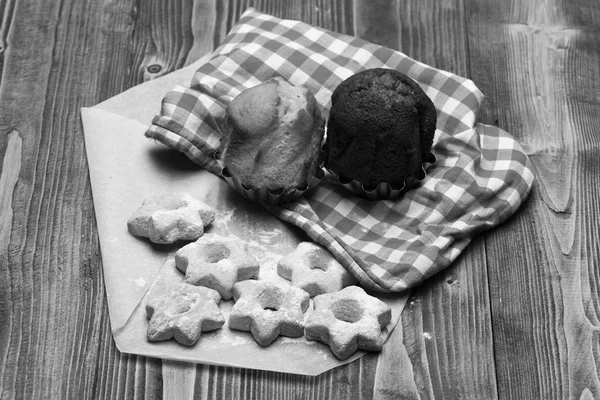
<box><xmin>1</xmin><ymin>0</ymin><xmax>599</xmax><ymax>399</ymax></box>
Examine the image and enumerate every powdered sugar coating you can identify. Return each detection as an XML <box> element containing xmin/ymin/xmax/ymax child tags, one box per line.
<box><xmin>277</xmin><ymin>241</ymin><xmax>356</xmax><ymax>297</ymax></box>
<box><xmin>229</xmin><ymin>280</ymin><xmax>310</xmax><ymax>346</ymax></box>
<box><xmin>145</xmin><ymin>283</ymin><xmax>225</xmax><ymax>346</ymax></box>
<box><xmin>175</xmin><ymin>233</ymin><xmax>260</xmax><ymax>300</ymax></box>
<box><xmin>305</xmin><ymin>285</ymin><xmax>392</xmax><ymax>360</ymax></box>
<box><xmin>127</xmin><ymin>193</ymin><xmax>215</xmax><ymax>244</ymax></box>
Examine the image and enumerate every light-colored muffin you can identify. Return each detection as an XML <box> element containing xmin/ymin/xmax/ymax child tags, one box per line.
<box><xmin>219</xmin><ymin>77</ymin><xmax>325</xmax><ymax>202</ymax></box>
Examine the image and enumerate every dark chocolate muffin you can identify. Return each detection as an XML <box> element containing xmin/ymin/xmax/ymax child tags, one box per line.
<box><xmin>324</xmin><ymin>68</ymin><xmax>437</xmax><ymax>193</ymax></box>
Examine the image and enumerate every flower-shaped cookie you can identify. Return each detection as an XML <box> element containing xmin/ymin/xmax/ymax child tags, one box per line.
<box><xmin>145</xmin><ymin>283</ymin><xmax>225</xmax><ymax>346</ymax></box>
<box><xmin>229</xmin><ymin>280</ymin><xmax>310</xmax><ymax>346</ymax></box>
<box><xmin>127</xmin><ymin>193</ymin><xmax>215</xmax><ymax>244</ymax></box>
<box><xmin>277</xmin><ymin>241</ymin><xmax>356</xmax><ymax>297</ymax></box>
<box><xmin>175</xmin><ymin>233</ymin><xmax>260</xmax><ymax>300</ymax></box>
<box><xmin>305</xmin><ymin>285</ymin><xmax>392</xmax><ymax>360</ymax></box>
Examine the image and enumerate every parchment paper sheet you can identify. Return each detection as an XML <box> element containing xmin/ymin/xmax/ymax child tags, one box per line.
<box><xmin>80</xmin><ymin>58</ymin><xmax>409</xmax><ymax>375</ymax></box>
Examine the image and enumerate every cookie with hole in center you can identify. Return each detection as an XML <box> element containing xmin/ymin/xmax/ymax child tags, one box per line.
<box><xmin>277</xmin><ymin>241</ymin><xmax>357</xmax><ymax>297</ymax></box>
<box><xmin>175</xmin><ymin>233</ymin><xmax>260</xmax><ymax>300</ymax></box>
<box><xmin>228</xmin><ymin>280</ymin><xmax>310</xmax><ymax>346</ymax></box>
<box><xmin>145</xmin><ymin>283</ymin><xmax>225</xmax><ymax>346</ymax></box>
<box><xmin>127</xmin><ymin>193</ymin><xmax>215</xmax><ymax>244</ymax></box>
<box><xmin>304</xmin><ymin>285</ymin><xmax>392</xmax><ymax>360</ymax></box>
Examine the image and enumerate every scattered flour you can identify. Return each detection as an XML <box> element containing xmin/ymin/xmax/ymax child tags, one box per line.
<box><xmin>133</xmin><ymin>277</ymin><xmax>147</xmax><ymax>287</ymax></box>
<box><xmin>277</xmin><ymin>336</ymin><xmax>309</xmax><ymax>345</ymax></box>
<box><xmin>214</xmin><ymin>331</ymin><xmax>252</xmax><ymax>347</ymax></box>
<box><xmin>251</xmin><ymin>227</ymin><xmax>283</xmax><ymax>244</ymax></box>
<box><xmin>253</xmin><ymin>249</ymin><xmax>287</xmax><ymax>283</ymax></box>
<box><xmin>215</xmin><ymin>207</ymin><xmax>236</xmax><ymax>227</ymax></box>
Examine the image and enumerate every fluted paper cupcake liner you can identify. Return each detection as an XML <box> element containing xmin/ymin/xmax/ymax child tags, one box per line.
<box><xmin>327</xmin><ymin>152</ymin><xmax>437</xmax><ymax>201</ymax></box>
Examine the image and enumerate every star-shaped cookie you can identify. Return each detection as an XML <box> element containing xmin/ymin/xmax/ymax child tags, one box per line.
<box><xmin>145</xmin><ymin>283</ymin><xmax>225</xmax><ymax>346</ymax></box>
<box><xmin>229</xmin><ymin>280</ymin><xmax>310</xmax><ymax>346</ymax></box>
<box><xmin>127</xmin><ymin>193</ymin><xmax>215</xmax><ymax>244</ymax></box>
<box><xmin>175</xmin><ymin>233</ymin><xmax>260</xmax><ymax>300</ymax></box>
<box><xmin>304</xmin><ymin>285</ymin><xmax>392</xmax><ymax>360</ymax></box>
<box><xmin>277</xmin><ymin>241</ymin><xmax>357</xmax><ymax>297</ymax></box>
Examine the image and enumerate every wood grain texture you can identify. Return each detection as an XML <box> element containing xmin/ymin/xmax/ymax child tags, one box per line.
<box><xmin>0</xmin><ymin>0</ymin><xmax>165</xmax><ymax>398</ymax></box>
<box><xmin>467</xmin><ymin>0</ymin><xmax>600</xmax><ymax>398</ymax></box>
<box><xmin>0</xmin><ymin>0</ymin><xmax>16</xmax><ymax>82</ymax></box>
<box><xmin>1</xmin><ymin>0</ymin><xmax>599</xmax><ymax>398</ymax></box>
<box><xmin>402</xmin><ymin>239</ymin><xmax>498</xmax><ymax>400</ymax></box>
<box><xmin>0</xmin><ymin>0</ymin><xmax>108</xmax><ymax>397</ymax></box>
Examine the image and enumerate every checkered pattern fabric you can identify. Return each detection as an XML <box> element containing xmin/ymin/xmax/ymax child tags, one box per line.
<box><xmin>145</xmin><ymin>8</ymin><xmax>535</xmax><ymax>292</ymax></box>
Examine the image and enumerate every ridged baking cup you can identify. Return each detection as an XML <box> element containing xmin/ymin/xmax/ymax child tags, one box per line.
<box><xmin>218</xmin><ymin>159</ymin><xmax>325</xmax><ymax>206</ymax></box>
<box><xmin>327</xmin><ymin>152</ymin><xmax>437</xmax><ymax>201</ymax></box>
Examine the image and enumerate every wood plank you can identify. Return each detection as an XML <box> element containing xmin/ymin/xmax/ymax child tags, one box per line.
<box><xmin>466</xmin><ymin>0</ymin><xmax>600</xmax><ymax>398</ymax></box>
<box><xmin>402</xmin><ymin>239</ymin><xmax>498</xmax><ymax>399</ymax></box>
<box><xmin>0</xmin><ymin>0</ymin><xmax>102</xmax><ymax>397</ymax></box>
<box><xmin>0</xmin><ymin>0</ymin><xmax>167</xmax><ymax>398</ymax></box>
<box><xmin>130</xmin><ymin>0</ymin><xmax>208</xmax><ymax>83</ymax></box>
<box><xmin>0</xmin><ymin>129</ymin><xmax>22</xmax><ymax>399</ymax></box>
<box><xmin>353</xmin><ymin>0</ymin><xmax>401</xmax><ymax>50</ymax></box>
<box><xmin>162</xmin><ymin>360</ymin><xmax>196</xmax><ymax>399</ymax></box>
<box><xmin>0</xmin><ymin>0</ymin><xmax>17</xmax><ymax>82</ymax></box>
<box><xmin>188</xmin><ymin>360</ymin><xmax>376</xmax><ymax>400</ymax></box>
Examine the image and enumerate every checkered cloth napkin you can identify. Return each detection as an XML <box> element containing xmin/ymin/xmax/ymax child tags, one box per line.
<box><xmin>146</xmin><ymin>8</ymin><xmax>535</xmax><ymax>293</ymax></box>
